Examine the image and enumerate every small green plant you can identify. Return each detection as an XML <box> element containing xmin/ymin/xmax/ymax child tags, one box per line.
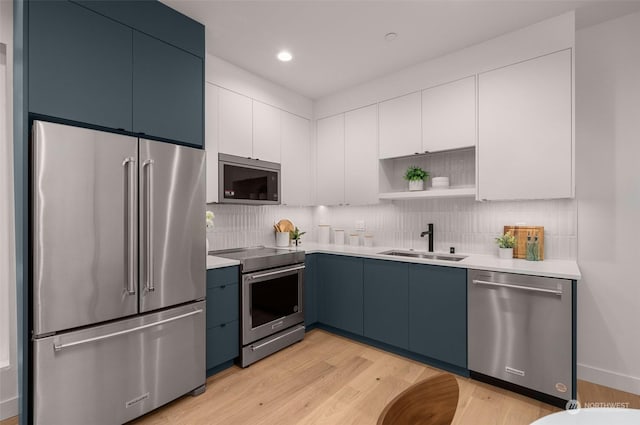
<box><xmin>495</xmin><ymin>231</ymin><xmax>517</xmax><ymax>248</ymax></box>
<box><xmin>289</xmin><ymin>227</ymin><xmax>306</xmax><ymax>241</ymax></box>
<box><xmin>404</xmin><ymin>166</ymin><xmax>429</xmax><ymax>182</ymax></box>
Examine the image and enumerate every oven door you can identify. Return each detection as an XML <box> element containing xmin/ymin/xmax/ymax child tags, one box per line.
<box><xmin>242</xmin><ymin>263</ymin><xmax>305</xmax><ymax>345</ymax></box>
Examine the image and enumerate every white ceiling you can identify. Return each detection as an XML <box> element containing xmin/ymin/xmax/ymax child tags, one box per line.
<box><xmin>163</xmin><ymin>0</ymin><xmax>640</xmax><ymax>100</ymax></box>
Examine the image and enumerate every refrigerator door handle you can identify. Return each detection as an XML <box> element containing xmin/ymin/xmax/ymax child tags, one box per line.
<box><xmin>123</xmin><ymin>157</ymin><xmax>137</xmax><ymax>295</ymax></box>
<box><xmin>53</xmin><ymin>309</ymin><xmax>204</xmax><ymax>352</ymax></box>
<box><xmin>143</xmin><ymin>159</ymin><xmax>155</xmax><ymax>292</ymax></box>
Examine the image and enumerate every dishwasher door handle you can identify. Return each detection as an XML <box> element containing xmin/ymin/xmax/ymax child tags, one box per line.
<box><xmin>472</xmin><ymin>279</ymin><xmax>562</xmax><ymax>296</ymax></box>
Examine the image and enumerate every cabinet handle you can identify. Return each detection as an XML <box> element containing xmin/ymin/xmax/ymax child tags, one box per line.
<box><xmin>220</xmin><ymin>285</ymin><xmax>226</xmax><ymax>289</ymax></box>
<box><xmin>220</xmin><ymin>323</ymin><xmax>226</xmax><ymax>328</ymax></box>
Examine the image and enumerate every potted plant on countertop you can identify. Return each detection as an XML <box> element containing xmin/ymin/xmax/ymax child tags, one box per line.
<box><xmin>404</xmin><ymin>166</ymin><xmax>429</xmax><ymax>191</ymax></box>
<box><xmin>289</xmin><ymin>227</ymin><xmax>306</xmax><ymax>247</ymax></box>
<box><xmin>495</xmin><ymin>231</ymin><xmax>516</xmax><ymax>259</ymax></box>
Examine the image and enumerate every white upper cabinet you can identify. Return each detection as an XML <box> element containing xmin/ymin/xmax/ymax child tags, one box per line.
<box><xmin>478</xmin><ymin>49</ymin><xmax>573</xmax><ymax>200</ymax></box>
<box><xmin>422</xmin><ymin>76</ymin><xmax>476</xmax><ymax>152</ymax></box>
<box><xmin>205</xmin><ymin>83</ymin><xmax>219</xmax><ymax>203</ymax></box>
<box><xmin>281</xmin><ymin>112</ymin><xmax>311</xmax><ymax>205</ymax></box>
<box><xmin>378</xmin><ymin>91</ymin><xmax>422</xmax><ymax>159</ymax></box>
<box><xmin>252</xmin><ymin>100</ymin><xmax>281</xmax><ymax>163</ymax></box>
<box><xmin>218</xmin><ymin>87</ymin><xmax>252</xmax><ymax>158</ymax></box>
<box><xmin>345</xmin><ymin>104</ymin><xmax>379</xmax><ymax>205</ymax></box>
<box><xmin>316</xmin><ymin>114</ymin><xmax>345</xmax><ymax>206</ymax></box>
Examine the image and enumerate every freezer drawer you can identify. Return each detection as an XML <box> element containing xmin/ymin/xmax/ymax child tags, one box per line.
<box><xmin>468</xmin><ymin>270</ymin><xmax>573</xmax><ymax>402</ymax></box>
<box><xmin>33</xmin><ymin>302</ymin><xmax>206</xmax><ymax>425</ymax></box>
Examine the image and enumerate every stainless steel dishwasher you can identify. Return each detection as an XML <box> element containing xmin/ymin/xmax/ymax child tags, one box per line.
<box><xmin>468</xmin><ymin>269</ymin><xmax>574</xmax><ymax>407</ymax></box>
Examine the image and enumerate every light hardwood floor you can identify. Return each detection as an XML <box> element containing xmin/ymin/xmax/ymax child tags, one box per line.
<box><xmin>3</xmin><ymin>329</ymin><xmax>639</xmax><ymax>425</ymax></box>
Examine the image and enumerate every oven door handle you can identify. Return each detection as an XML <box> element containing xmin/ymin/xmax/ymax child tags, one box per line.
<box><xmin>250</xmin><ymin>264</ymin><xmax>305</xmax><ymax>280</ymax></box>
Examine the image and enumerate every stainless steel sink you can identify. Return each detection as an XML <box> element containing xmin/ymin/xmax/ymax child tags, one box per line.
<box><xmin>378</xmin><ymin>250</ymin><xmax>467</xmax><ymax>262</ymax></box>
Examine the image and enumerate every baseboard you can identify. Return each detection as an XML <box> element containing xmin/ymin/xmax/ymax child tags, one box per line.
<box><xmin>0</xmin><ymin>395</ymin><xmax>18</xmax><ymax>421</ymax></box>
<box><xmin>578</xmin><ymin>363</ymin><xmax>640</xmax><ymax>395</ymax></box>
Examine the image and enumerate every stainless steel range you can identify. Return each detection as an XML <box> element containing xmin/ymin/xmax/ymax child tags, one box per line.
<box><xmin>209</xmin><ymin>247</ymin><xmax>305</xmax><ymax>367</ymax></box>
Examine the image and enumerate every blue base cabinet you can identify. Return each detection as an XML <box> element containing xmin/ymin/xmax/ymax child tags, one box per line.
<box><xmin>206</xmin><ymin>266</ymin><xmax>239</xmax><ymax>375</ymax></box>
<box><xmin>408</xmin><ymin>264</ymin><xmax>467</xmax><ymax>369</ymax></box>
<box><xmin>317</xmin><ymin>255</ymin><xmax>363</xmax><ymax>335</ymax></box>
<box><xmin>363</xmin><ymin>259</ymin><xmax>409</xmax><ymax>349</ymax></box>
<box><xmin>304</xmin><ymin>255</ymin><xmax>318</xmax><ymax>327</ymax></box>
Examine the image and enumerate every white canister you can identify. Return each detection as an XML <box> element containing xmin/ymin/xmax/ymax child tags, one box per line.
<box><xmin>432</xmin><ymin>176</ymin><xmax>450</xmax><ymax>189</ymax></box>
<box><xmin>318</xmin><ymin>225</ymin><xmax>331</xmax><ymax>245</ymax></box>
<box><xmin>275</xmin><ymin>231</ymin><xmax>290</xmax><ymax>247</ymax></box>
<box><xmin>334</xmin><ymin>229</ymin><xmax>345</xmax><ymax>245</ymax></box>
<box><xmin>363</xmin><ymin>234</ymin><xmax>374</xmax><ymax>247</ymax></box>
<box><xmin>349</xmin><ymin>234</ymin><xmax>359</xmax><ymax>246</ymax></box>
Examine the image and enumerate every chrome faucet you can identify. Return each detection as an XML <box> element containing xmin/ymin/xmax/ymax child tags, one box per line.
<box><xmin>420</xmin><ymin>223</ymin><xmax>434</xmax><ymax>252</ymax></box>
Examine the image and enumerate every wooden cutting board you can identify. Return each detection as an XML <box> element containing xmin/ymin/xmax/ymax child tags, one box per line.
<box><xmin>503</xmin><ymin>225</ymin><xmax>544</xmax><ymax>260</ymax></box>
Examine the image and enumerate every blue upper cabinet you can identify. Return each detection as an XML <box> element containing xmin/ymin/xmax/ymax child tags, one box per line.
<box><xmin>72</xmin><ymin>0</ymin><xmax>205</xmax><ymax>58</ymax></box>
<box><xmin>408</xmin><ymin>264</ymin><xmax>467</xmax><ymax>369</ymax></box>
<box><xmin>29</xmin><ymin>0</ymin><xmax>133</xmax><ymax>131</ymax></box>
<box><xmin>363</xmin><ymin>259</ymin><xmax>409</xmax><ymax>349</ymax></box>
<box><xmin>133</xmin><ymin>32</ymin><xmax>204</xmax><ymax>147</ymax></box>
<box><xmin>317</xmin><ymin>255</ymin><xmax>364</xmax><ymax>335</ymax></box>
<box><xmin>28</xmin><ymin>0</ymin><xmax>204</xmax><ymax>147</ymax></box>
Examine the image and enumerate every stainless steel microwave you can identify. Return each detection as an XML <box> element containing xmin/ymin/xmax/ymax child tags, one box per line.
<box><xmin>218</xmin><ymin>153</ymin><xmax>281</xmax><ymax>205</ymax></box>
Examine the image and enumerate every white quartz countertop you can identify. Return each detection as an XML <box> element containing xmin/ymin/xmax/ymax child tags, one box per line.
<box><xmin>207</xmin><ymin>255</ymin><xmax>240</xmax><ymax>270</ymax></box>
<box><xmin>207</xmin><ymin>242</ymin><xmax>581</xmax><ymax>280</ymax></box>
<box><xmin>290</xmin><ymin>242</ymin><xmax>582</xmax><ymax>280</ymax></box>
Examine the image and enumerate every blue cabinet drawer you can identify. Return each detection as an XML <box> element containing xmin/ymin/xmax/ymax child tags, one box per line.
<box><xmin>206</xmin><ymin>320</ymin><xmax>239</xmax><ymax>370</ymax></box>
<box><xmin>207</xmin><ymin>266</ymin><xmax>239</xmax><ymax>290</ymax></box>
<box><xmin>206</xmin><ymin>283</ymin><xmax>239</xmax><ymax>328</ymax></box>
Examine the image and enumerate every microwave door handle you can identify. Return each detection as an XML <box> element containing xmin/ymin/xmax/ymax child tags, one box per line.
<box><xmin>250</xmin><ymin>264</ymin><xmax>305</xmax><ymax>280</ymax></box>
<box><xmin>143</xmin><ymin>159</ymin><xmax>155</xmax><ymax>292</ymax></box>
<box><xmin>123</xmin><ymin>157</ymin><xmax>137</xmax><ymax>295</ymax></box>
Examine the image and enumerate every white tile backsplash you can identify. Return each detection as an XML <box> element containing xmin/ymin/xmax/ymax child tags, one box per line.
<box><xmin>206</xmin><ymin>198</ymin><xmax>577</xmax><ymax>260</ymax></box>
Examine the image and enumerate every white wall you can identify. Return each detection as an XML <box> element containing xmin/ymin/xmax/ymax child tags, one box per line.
<box><xmin>315</xmin><ymin>12</ymin><xmax>574</xmax><ymax>118</ymax></box>
<box><xmin>575</xmin><ymin>11</ymin><xmax>640</xmax><ymax>395</ymax></box>
<box><xmin>0</xmin><ymin>0</ymin><xmax>18</xmax><ymax>420</ymax></box>
<box><xmin>206</xmin><ymin>53</ymin><xmax>313</xmax><ymax>119</ymax></box>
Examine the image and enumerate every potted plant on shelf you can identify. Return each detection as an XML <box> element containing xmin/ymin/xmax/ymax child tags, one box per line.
<box><xmin>404</xmin><ymin>166</ymin><xmax>429</xmax><ymax>191</ymax></box>
<box><xmin>495</xmin><ymin>231</ymin><xmax>516</xmax><ymax>259</ymax></box>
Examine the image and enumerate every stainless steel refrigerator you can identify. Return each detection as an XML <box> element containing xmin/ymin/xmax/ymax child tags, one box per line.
<box><xmin>31</xmin><ymin>121</ymin><xmax>206</xmax><ymax>424</ymax></box>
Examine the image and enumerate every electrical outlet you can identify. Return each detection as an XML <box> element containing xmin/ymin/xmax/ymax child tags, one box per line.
<box><xmin>355</xmin><ymin>220</ymin><xmax>365</xmax><ymax>231</ymax></box>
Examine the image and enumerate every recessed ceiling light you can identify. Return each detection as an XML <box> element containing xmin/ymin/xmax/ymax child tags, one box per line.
<box><xmin>385</xmin><ymin>32</ymin><xmax>398</xmax><ymax>42</ymax></box>
<box><xmin>277</xmin><ymin>50</ymin><xmax>293</xmax><ymax>62</ymax></box>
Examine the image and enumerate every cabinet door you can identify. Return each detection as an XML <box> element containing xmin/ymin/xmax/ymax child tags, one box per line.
<box><xmin>218</xmin><ymin>88</ymin><xmax>253</xmax><ymax>158</ymax></box>
<box><xmin>422</xmin><ymin>76</ymin><xmax>476</xmax><ymax>152</ymax></box>
<box><xmin>316</xmin><ymin>114</ymin><xmax>345</xmax><ymax>205</ymax></box>
<box><xmin>281</xmin><ymin>112</ymin><xmax>312</xmax><ymax>205</ymax></box>
<box><xmin>317</xmin><ymin>255</ymin><xmax>363</xmax><ymax>335</ymax></box>
<box><xmin>378</xmin><ymin>92</ymin><xmax>422</xmax><ymax>159</ymax></box>
<box><xmin>133</xmin><ymin>31</ymin><xmax>203</xmax><ymax>147</ymax></box>
<box><xmin>409</xmin><ymin>264</ymin><xmax>467</xmax><ymax>368</ymax></box>
<box><xmin>29</xmin><ymin>0</ymin><xmax>132</xmax><ymax>130</ymax></box>
<box><xmin>304</xmin><ymin>255</ymin><xmax>317</xmax><ymax>327</ymax></box>
<box><xmin>205</xmin><ymin>83</ymin><xmax>219</xmax><ymax>203</ymax></box>
<box><xmin>252</xmin><ymin>101</ymin><xmax>281</xmax><ymax>163</ymax></box>
<box><xmin>345</xmin><ymin>105</ymin><xmax>379</xmax><ymax>205</ymax></box>
<box><xmin>363</xmin><ymin>260</ymin><xmax>409</xmax><ymax>349</ymax></box>
<box><xmin>478</xmin><ymin>50</ymin><xmax>572</xmax><ymax>200</ymax></box>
